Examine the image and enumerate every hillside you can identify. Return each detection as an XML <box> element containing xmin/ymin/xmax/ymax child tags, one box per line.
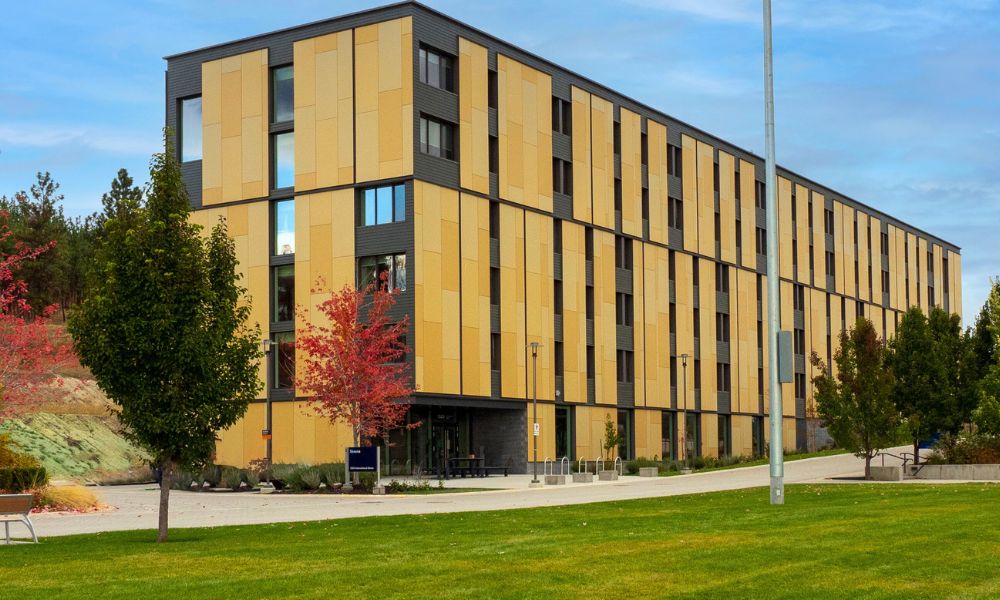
<box><xmin>2</xmin><ymin>377</ymin><xmax>149</xmax><ymax>480</ymax></box>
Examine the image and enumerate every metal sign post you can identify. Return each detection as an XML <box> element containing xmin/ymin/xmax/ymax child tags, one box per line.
<box><xmin>763</xmin><ymin>0</ymin><xmax>784</xmax><ymax>505</ymax></box>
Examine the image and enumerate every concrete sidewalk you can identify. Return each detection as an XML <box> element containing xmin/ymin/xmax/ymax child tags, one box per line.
<box><xmin>29</xmin><ymin>448</ymin><xmax>918</xmax><ymax>538</ymax></box>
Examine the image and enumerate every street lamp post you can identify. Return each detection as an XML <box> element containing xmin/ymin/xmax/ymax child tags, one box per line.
<box><xmin>528</xmin><ymin>342</ymin><xmax>542</xmax><ymax>485</ymax></box>
<box><xmin>680</xmin><ymin>353</ymin><xmax>689</xmax><ymax>470</ymax></box>
<box><xmin>260</xmin><ymin>338</ymin><xmax>273</xmax><ymax>467</ymax></box>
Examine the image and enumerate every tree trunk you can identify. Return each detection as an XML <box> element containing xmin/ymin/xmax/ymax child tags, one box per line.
<box><xmin>864</xmin><ymin>454</ymin><xmax>872</xmax><ymax>480</ymax></box>
<box><xmin>913</xmin><ymin>439</ymin><xmax>920</xmax><ymax>466</ymax></box>
<box><xmin>157</xmin><ymin>461</ymin><xmax>172</xmax><ymax>543</ymax></box>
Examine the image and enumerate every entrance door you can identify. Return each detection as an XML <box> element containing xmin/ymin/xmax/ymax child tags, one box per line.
<box><xmin>430</xmin><ymin>423</ymin><xmax>459</xmax><ymax>472</ymax></box>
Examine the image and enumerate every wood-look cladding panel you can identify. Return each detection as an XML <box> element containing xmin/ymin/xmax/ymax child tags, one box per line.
<box><xmin>809</xmin><ymin>288</ymin><xmax>827</xmax><ymax>411</ymax></box>
<box><xmin>294</xmin><ymin>31</ymin><xmax>354</xmax><ymax>191</ymax></box>
<box><xmin>675</xmin><ymin>253</ymin><xmax>695</xmax><ymax>407</ymax></box>
<box><xmin>933</xmin><ymin>245</ymin><xmax>944</xmax><ymax>309</ymax></box>
<box><xmin>811</xmin><ymin>192</ymin><xmax>826</xmax><ymax>284</ymax></box>
<box><xmin>524</xmin><ymin>211</ymin><xmax>556</xmax><ymax>401</ymax></box>
<box><xmin>647</xmin><ymin>120</ymin><xmax>669</xmax><ymax>245</ymax></box>
<box><xmin>832</xmin><ymin>201</ymin><xmax>845</xmax><ymax>293</ymax></box>
<box><xmin>907</xmin><ymin>232</ymin><xmax>918</xmax><ymax>309</ymax></box>
<box><xmin>778</xmin><ymin>178</ymin><xmax>793</xmax><ymax>280</ymax></box>
<box><xmin>593</xmin><ymin>229</ymin><xmax>617</xmax><ymax>404</ymax></box>
<box><xmin>498</xmin><ymin>54</ymin><xmax>553</xmax><ymax>212</ymax></box>
<box><xmin>895</xmin><ymin>227</ymin><xmax>907</xmax><ymax>310</ymax></box>
<box><xmin>779</xmin><ymin>280</ymin><xmax>794</xmax><ymax>417</ymax></box>
<box><xmin>951</xmin><ymin>251</ymin><xmax>962</xmax><ymax>318</ymax></box>
<box><xmin>354</xmin><ymin>17</ymin><xmax>413</xmax><ymax>183</ymax></box>
<box><xmin>642</xmin><ymin>243</ymin><xmax>671</xmax><ymax>408</ymax></box>
<box><xmin>191</xmin><ymin>201</ymin><xmax>269</xmax><ymax>399</ymax></box>
<box><xmin>829</xmin><ymin>292</ymin><xmax>842</xmax><ymax>380</ymax></box>
<box><xmin>739</xmin><ymin>160</ymin><xmax>756</xmax><ymax>268</ymax></box>
<box><xmin>795</xmin><ymin>184</ymin><xmax>809</xmax><ymax>283</ymax></box>
<box><xmin>562</xmin><ymin>221</ymin><xmax>588</xmax><ymax>403</ymax></box>
<box><xmin>696</xmin><ymin>141</ymin><xmax>715</xmax><ymax>257</ymax></box>
<box><xmin>414</xmin><ymin>181</ymin><xmax>460</xmax><ymax>396</ymax></box>
<box><xmin>917</xmin><ymin>237</ymin><xmax>928</xmax><ymax>312</ymax></box>
<box><xmin>719</xmin><ymin>152</ymin><xmax>736</xmax><ymax>264</ymax></box>
<box><xmin>736</xmin><ymin>269</ymin><xmax>757</xmax><ymax>414</ymax></box>
<box><xmin>698</xmin><ymin>257</ymin><xmax>716</xmax><ymax>411</ymax></box>
<box><xmin>681</xmin><ymin>135</ymin><xmax>698</xmax><ymax>252</ymax></box>
<box><xmin>633</xmin><ymin>240</ymin><xmax>646</xmax><ymax>404</ymax></box>
<box><xmin>500</xmin><ymin>203</ymin><xmax>526</xmax><ymax>398</ymax></box>
<box><xmin>201</xmin><ymin>49</ymin><xmax>269</xmax><ymax>205</ymax></box>
<box><xmin>575</xmin><ymin>405</ymin><xmax>616</xmax><ymax>461</ymax></box>
<box><xmin>870</xmin><ymin>215</ymin><xmax>882</xmax><ymax>304</ymax></box>
<box><xmin>841</xmin><ymin>203</ymin><xmax>856</xmax><ymax>298</ymax></box>
<box><xmin>620</xmin><ymin>108</ymin><xmax>643</xmax><ymax>237</ymax></box>
<box><xmin>590</xmin><ymin>95</ymin><xmax>615</xmax><ymax>229</ymax></box>
<box><xmin>459</xmin><ymin>193</ymin><xmax>491</xmax><ymax>397</ymax></box>
<box><xmin>570</xmin><ymin>86</ymin><xmax>593</xmax><ymax>223</ymax></box>
<box><xmin>458</xmin><ymin>38</ymin><xmax>490</xmax><ymax>194</ymax></box>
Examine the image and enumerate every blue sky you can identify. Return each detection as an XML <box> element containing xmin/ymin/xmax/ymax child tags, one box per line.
<box><xmin>1</xmin><ymin>0</ymin><xmax>997</xmax><ymax>321</ymax></box>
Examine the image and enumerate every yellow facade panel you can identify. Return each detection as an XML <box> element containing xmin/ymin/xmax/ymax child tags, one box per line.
<box><xmin>647</xmin><ymin>120</ymin><xmax>669</xmax><ymax>245</ymax></box>
<box><xmin>459</xmin><ymin>38</ymin><xmax>490</xmax><ymax>194</ymax></box>
<box><xmin>856</xmin><ymin>212</ymin><xmax>870</xmax><ymax>301</ymax></box>
<box><xmin>498</xmin><ymin>54</ymin><xmax>553</xmax><ymax>212</ymax></box>
<box><xmin>675</xmin><ymin>254</ymin><xmax>695</xmax><ymax>408</ymax></box>
<box><xmin>524</xmin><ymin>211</ymin><xmax>556</xmax><ymax>401</ymax></box>
<box><xmin>294</xmin><ymin>30</ymin><xmax>354</xmax><ymax>191</ymax></box>
<box><xmin>500</xmin><ymin>204</ymin><xmax>526</xmax><ymax>398</ymax></box>
<box><xmin>949</xmin><ymin>250</ymin><xmax>962</xmax><ymax>318</ymax></box>
<box><xmin>840</xmin><ymin>203</ymin><xmax>856</xmax><ymax>298</ymax></box>
<box><xmin>917</xmin><ymin>237</ymin><xmax>928</xmax><ymax>312</ymax></box>
<box><xmin>633</xmin><ymin>242</ymin><xmax>646</xmax><ymax>406</ymax></box>
<box><xmin>832</xmin><ymin>202</ymin><xmax>845</xmax><ymax>293</ymax></box>
<box><xmin>414</xmin><ymin>181</ymin><xmax>461</xmax><ymax>395</ymax></box>
<box><xmin>778</xmin><ymin>177</ymin><xmax>793</xmax><ymax>280</ymax></box>
<box><xmin>634</xmin><ymin>409</ymin><xmax>662</xmax><ymax>460</ymax></box>
<box><xmin>697</xmin><ymin>141</ymin><xmax>715</xmax><ymax>257</ymax></box>
<box><xmin>575</xmin><ymin>405</ymin><xmax>616</xmax><ymax>461</ymax></box>
<box><xmin>562</xmin><ymin>221</ymin><xmax>588</xmax><ymax>403</ymax></box>
<box><xmin>779</xmin><ymin>280</ymin><xmax>794</xmax><ymax>417</ymax></box>
<box><xmin>591</xmin><ymin>94</ymin><xmax>615</xmax><ymax>229</ymax></box>
<box><xmin>698</xmin><ymin>258</ymin><xmax>717</xmax><ymax>412</ymax></box>
<box><xmin>736</xmin><ymin>268</ymin><xmax>757</xmax><ymax>415</ymax></box>
<box><xmin>460</xmin><ymin>193</ymin><xmax>492</xmax><ymax>397</ymax></box>
<box><xmin>809</xmin><ymin>288</ymin><xmax>827</xmax><ymax>413</ymax></box>
<box><xmin>907</xmin><ymin>232</ymin><xmax>918</xmax><ymax>309</ymax></box>
<box><xmin>593</xmin><ymin>229</ymin><xmax>617</xmax><ymax>404</ymax></box>
<box><xmin>933</xmin><ymin>245</ymin><xmax>944</xmax><ymax>309</ymax></box>
<box><xmin>620</xmin><ymin>108</ymin><xmax>643</xmax><ymax>237</ymax></box>
<box><xmin>812</xmin><ymin>192</ymin><xmax>826</xmax><ymax>285</ymax></box>
<box><xmin>570</xmin><ymin>86</ymin><xmax>593</xmax><ymax>224</ymax></box>
<box><xmin>354</xmin><ymin>17</ymin><xmax>413</xmax><ymax>183</ymax></box>
<box><xmin>642</xmin><ymin>244</ymin><xmax>671</xmax><ymax>408</ymax></box>
<box><xmin>201</xmin><ymin>49</ymin><xmax>269</xmax><ymax>205</ymax></box>
<box><xmin>681</xmin><ymin>135</ymin><xmax>698</xmax><ymax>252</ymax></box>
<box><xmin>895</xmin><ymin>228</ymin><xmax>908</xmax><ymax>310</ymax></box>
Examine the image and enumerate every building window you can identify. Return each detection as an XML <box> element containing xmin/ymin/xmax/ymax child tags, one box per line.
<box><xmin>586</xmin><ymin>286</ymin><xmax>594</xmax><ymax>318</ymax></box>
<box><xmin>358</xmin><ymin>254</ymin><xmax>407</xmax><ymax>292</ymax></box>
<box><xmin>555</xmin><ymin>341</ymin><xmax>564</xmax><ymax>375</ymax></box>
<box><xmin>794</xmin><ymin>327</ymin><xmax>805</xmax><ymax>356</ymax></box>
<box><xmin>685</xmin><ymin>412</ymin><xmax>701</xmax><ymax>458</ymax></box>
<box><xmin>755</xmin><ymin>227</ymin><xmax>767</xmax><ymax>255</ymax></box>
<box><xmin>553</xmin><ymin>158</ymin><xmax>573</xmax><ymax>195</ymax></box>
<box><xmin>617</xmin><ymin>350</ymin><xmax>634</xmax><ymax>383</ymax></box>
<box><xmin>272</xmin><ymin>265</ymin><xmax>294</xmax><ymax>323</ymax></box>
<box><xmin>418</xmin><ymin>46</ymin><xmax>455</xmax><ymax>92</ymax></box>
<box><xmin>717</xmin><ymin>363</ymin><xmax>732</xmax><ymax>393</ymax></box>
<box><xmin>552</xmin><ymin>97</ymin><xmax>572</xmax><ymax>135</ymax></box>
<box><xmin>489</xmin><ymin>135</ymin><xmax>499</xmax><ymax>174</ymax></box>
<box><xmin>716</xmin><ymin>313</ymin><xmax>730</xmax><ymax>343</ymax></box>
<box><xmin>662</xmin><ymin>412</ymin><xmax>676</xmax><ymax>460</ymax></box>
<box><xmin>272</xmin><ymin>132</ymin><xmax>294</xmax><ymax>190</ymax></box>
<box><xmin>419</xmin><ymin>116</ymin><xmax>455</xmax><ymax>160</ymax></box>
<box><xmin>273</xmin><ymin>199</ymin><xmax>295</xmax><ymax>255</ymax></box>
<box><xmin>667</xmin><ymin>143</ymin><xmax>681</xmax><ymax>177</ymax></box>
<box><xmin>793</xmin><ymin>284</ymin><xmax>805</xmax><ymax>311</ymax></box>
<box><xmin>615</xmin><ymin>236</ymin><xmax>632</xmax><ymax>270</ymax></box>
<box><xmin>735</xmin><ymin>171</ymin><xmax>741</xmax><ymax>200</ymax></box>
<box><xmin>693</xmin><ymin>308</ymin><xmax>701</xmax><ymax>339</ymax></box>
<box><xmin>586</xmin><ymin>345</ymin><xmax>595</xmax><ymax>379</ymax></box>
<box><xmin>358</xmin><ymin>183</ymin><xmax>406</xmax><ymax>226</ymax></box>
<box><xmin>752</xmin><ymin>416</ymin><xmax>765</xmax><ymax>456</ymax></box>
<box><xmin>642</xmin><ymin>188</ymin><xmax>649</xmax><ymax>222</ymax></box>
<box><xmin>882</xmin><ymin>271</ymin><xmax>891</xmax><ymax>295</ymax></box>
<box><xmin>881</xmin><ymin>232</ymin><xmax>891</xmax><ymax>256</ymax></box>
<box><xmin>613</xmin><ymin>122</ymin><xmax>621</xmax><ymax>155</ymax></box>
<box><xmin>795</xmin><ymin>372</ymin><xmax>807</xmax><ymax>399</ymax></box>
<box><xmin>755</xmin><ymin>181</ymin><xmax>766</xmax><ymax>209</ymax></box>
<box><xmin>179</xmin><ymin>96</ymin><xmax>202</xmax><ymax>162</ymax></box>
<box><xmin>668</xmin><ymin>197</ymin><xmax>683</xmax><ymax>230</ymax></box>
<box><xmin>272</xmin><ymin>332</ymin><xmax>295</xmax><ymax>390</ymax></box>
<box><xmin>826</xmin><ymin>251</ymin><xmax>837</xmax><ymax>279</ymax></box>
<box><xmin>271</xmin><ymin>65</ymin><xmax>294</xmax><ymax>124</ymax></box>
<box><xmin>614</xmin><ymin>179</ymin><xmax>622</xmax><ymax>212</ymax></box>
<box><xmin>490</xmin><ymin>268</ymin><xmax>500</xmax><ymax>306</ymax></box>
<box><xmin>717</xmin><ymin>414</ymin><xmax>731</xmax><ymax>457</ymax></box>
<box><xmin>616</xmin><ymin>292</ymin><xmax>633</xmax><ymax>326</ymax></box>
<box><xmin>554</xmin><ymin>281</ymin><xmax>564</xmax><ymax>315</ymax></box>
<box><xmin>713</xmin><ymin>162</ymin><xmax>720</xmax><ymax>193</ymax></box>
<box><xmin>489</xmin><ymin>202</ymin><xmax>500</xmax><ymax>240</ymax></box>
<box><xmin>825</xmin><ymin>209</ymin><xmax>835</xmax><ymax>235</ymax></box>
<box><xmin>488</xmin><ymin>70</ymin><xmax>498</xmax><ymax>109</ymax></box>
<box><xmin>617</xmin><ymin>409</ymin><xmax>634</xmax><ymax>460</ymax></box>
<box><xmin>694</xmin><ymin>359</ymin><xmax>701</xmax><ymax>390</ymax></box>
<box><xmin>716</xmin><ymin>263</ymin><xmax>730</xmax><ymax>293</ymax></box>
<box><xmin>490</xmin><ymin>333</ymin><xmax>500</xmax><ymax>371</ymax></box>
<box><xmin>641</xmin><ymin>132</ymin><xmax>649</xmax><ymax>166</ymax></box>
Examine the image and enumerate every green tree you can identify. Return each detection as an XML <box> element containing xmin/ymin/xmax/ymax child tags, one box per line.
<box><xmin>888</xmin><ymin>307</ymin><xmax>934</xmax><ymax>462</ymax></box>
<box><xmin>974</xmin><ymin>281</ymin><xmax>1000</xmax><ymax>435</ymax></box>
<box><xmin>69</xmin><ymin>135</ymin><xmax>261</xmax><ymax>543</ymax></box>
<box><xmin>969</xmin><ymin>280</ymin><xmax>998</xmax><ymax>383</ymax></box>
<box><xmin>927</xmin><ymin>306</ymin><xmax>978</xmax><ymax>433</ymax></box>
<box><xmin>811</xmin><ymin>317</ymin><xmax>899</xmax><ymax>479</ymax></box>
<box><xmin>602</xmin><ymin>414</ymin><xmax>623</xmax><ymax>460</ymax></box>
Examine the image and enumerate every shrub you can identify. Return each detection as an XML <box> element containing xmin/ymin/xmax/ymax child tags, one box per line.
<box><xmin>243</xmin><ymin>468</ymin><xmax>260</xmax><ymax>489</ymax></box>
<box><xmin>199</xmin><ymin>464</ymin><xmax>222</xmax><ymax>487</ymax></box>
<box><xmin>0</xmin><ymin>467</ymin><xmax>48</xmax><ymax>493</ymax></box>
<box><xmin>269</xmin><ymin>463</ymin><xmax>304</xmax><ymax>489</ymax></box>
<box><xmin>298</xmin><ymin>467</ymin><xmax>323</xmax><ymax>491</ymax></box>
<box><xmin>220</xmin><ymin>466</ymin><xmax>244</xmax><ymax>491</ymax></box>
<box><xmin>317</xmin><ymin>463</ymin><xmax>346</xmax><ymax>486</ymax></box>
<box><xmin>0</xmin><ymin>433</ymin><xmax>40</xmax><ymax>469</ymax></box>
<box><xmin>33</xmin><ymin>484</ymin><xmax>100</xmax><ymax>511</ymax></box>
<box><xmin>931</xmin><ymin>433</ymin><xmax>1000</xmax><ymax>465</ymax></box>
<box><xmin>170</xmin><ymin>468</ymin><xmax>199</xmax><ymax>490</ymax></box>
<box><xmin>624</xmin><ymin>458</ymin><xmax>661</xmax><ymax>475</ymax></box>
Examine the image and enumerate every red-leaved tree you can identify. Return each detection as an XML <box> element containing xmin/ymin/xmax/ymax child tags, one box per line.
<box><xmin>0</xmin><ymin>212</ymin><xmax>75</xmax><ymax>418</ymax></box>
<box><xmin>296</xmin><ymin>275</ymin><xmax>415</xmax><ymax>447</ymax></box>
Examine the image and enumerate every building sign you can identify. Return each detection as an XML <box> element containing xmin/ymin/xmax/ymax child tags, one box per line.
<box><xmin>347</xmin><ymin>446</ymin><xmax>378</xmax><ymax>472</ymax></box>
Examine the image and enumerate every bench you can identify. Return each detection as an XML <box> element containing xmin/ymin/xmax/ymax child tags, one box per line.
<box><xmin>0</xmin><ymin>494</ymin><xmax>38</xmax><ymax>544</ymax></box>
<box><xmin>482</xmin><ymin>466</ymin><xmax>509</xmax><ymax>477</ymax></box>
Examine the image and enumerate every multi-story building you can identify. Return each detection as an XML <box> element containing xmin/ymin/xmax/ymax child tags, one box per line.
<box><xmin>165</xmin><ymin>1</ymin><xmax>962</xmax><ymax>472</ymax></box>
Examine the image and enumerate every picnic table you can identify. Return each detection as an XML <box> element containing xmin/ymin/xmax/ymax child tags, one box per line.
<box><xmin>447</xmin><ymin>457</ymin><xmax>485</xmax><ymax>478</ymax></box>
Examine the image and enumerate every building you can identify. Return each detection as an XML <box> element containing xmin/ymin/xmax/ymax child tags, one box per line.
<box><xmin>165</xmin><ymin>1</ymin><xmax>962</xmax><ymax>473</ymax></box>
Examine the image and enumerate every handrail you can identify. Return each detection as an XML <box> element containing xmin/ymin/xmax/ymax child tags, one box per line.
<box><xmin>559</xmin><ymin>456</ymin><xmax>569</xmax><ymax>476</ymax></box>
<box><xmin>543</xmin><ymin>457</ymin><xmax>553</xmax><ymax>476</ymax></box>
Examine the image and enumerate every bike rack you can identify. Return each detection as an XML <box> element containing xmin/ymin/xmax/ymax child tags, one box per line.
<box><xmin>578</xmin><ymin>457</ymin><xmax>587</xmax><ymax>474</ymax></box>
<box><xmin>614</xmin><ymin>457</ymin><xmax>623</xmax><ymax>476</ymax></box>
<box><xmin>596</xmin><ymin>457</ymin><xmax>605</xmax><ymax>474</ymax></box>
<box><xmin>558</xmin><ymin>456</ymin><xmax>569</xmax><ymax>476</ymax></box>
<box><xmin>543</xmin><ymin>457</ymin><xmax>553</xmax><ymax>476</ymax></box>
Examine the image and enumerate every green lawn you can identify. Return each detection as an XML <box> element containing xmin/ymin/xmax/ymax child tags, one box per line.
<box><xmin>3</xmin><ymin>484</ymin><xmax>998</xmax><ymax>599</ymax></box>
<box><xmin>661</xmin><ymin>448</ymin><xmax>850</xmax><ymax>476</ymax></box>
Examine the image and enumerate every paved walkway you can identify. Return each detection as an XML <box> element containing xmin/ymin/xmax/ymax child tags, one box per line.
<box><xmin>30</xmin><ymin>448</ymin><xmax>930</xmax><ymax>538</ymax></box>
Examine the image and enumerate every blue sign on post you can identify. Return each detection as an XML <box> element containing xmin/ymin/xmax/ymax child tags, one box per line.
<box><xmin>347</xmin><ymin>447</ymin><xmax>378</xmax><ymax>472</ymax></box>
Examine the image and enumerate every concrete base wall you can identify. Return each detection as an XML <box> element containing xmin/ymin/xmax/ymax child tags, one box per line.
<box><xmin>911</xmin><ymin>464</ymin><xmax>1000</xmax><ymax>480</ymax></box>
<box><xmin>870</xmin><ymin>466</ymin><xmax>903</xmax><ymax>481</ymax></box>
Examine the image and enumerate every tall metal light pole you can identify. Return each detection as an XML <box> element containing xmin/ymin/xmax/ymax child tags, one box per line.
<box><xmin>680</xmin><ymin>353</ymin><xmax>689</xmax><ymax>469</ymax></box>
<box><xmin>528</xmin><ymin>342</ymin><xmax>542</xmax><ymax>485</ymax></box>
<box><xmin>763</xmin><ymin>0</ymin><xmax>784</xmax><ymax>505</ymax></box>
<box><xmin>261</xmin><ymin>338</ymin><xmax>273</xmax><ymax>466</ymax></box>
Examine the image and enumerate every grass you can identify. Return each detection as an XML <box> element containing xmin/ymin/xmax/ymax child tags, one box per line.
<box><xmin>2</xmin><ymin>484</ymin><xmax>998</xmax><ymax>599</ymax></box>
<box><xmin>661</xmin><ymin>447</ymin><xmax>850</xmax><ymax>476</ymax></box>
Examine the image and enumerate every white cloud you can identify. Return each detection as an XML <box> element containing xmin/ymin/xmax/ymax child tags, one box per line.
<box><xmin>0</xmin><ymin>123</ymin><xmax>158</xmax><ymax>156</ymax></box>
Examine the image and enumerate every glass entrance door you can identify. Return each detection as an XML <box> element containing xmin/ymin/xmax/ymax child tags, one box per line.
<box><xmin>430</xmin><ymin>422</ymin><xmax>459</xmax><ymax>472</ymax></box>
